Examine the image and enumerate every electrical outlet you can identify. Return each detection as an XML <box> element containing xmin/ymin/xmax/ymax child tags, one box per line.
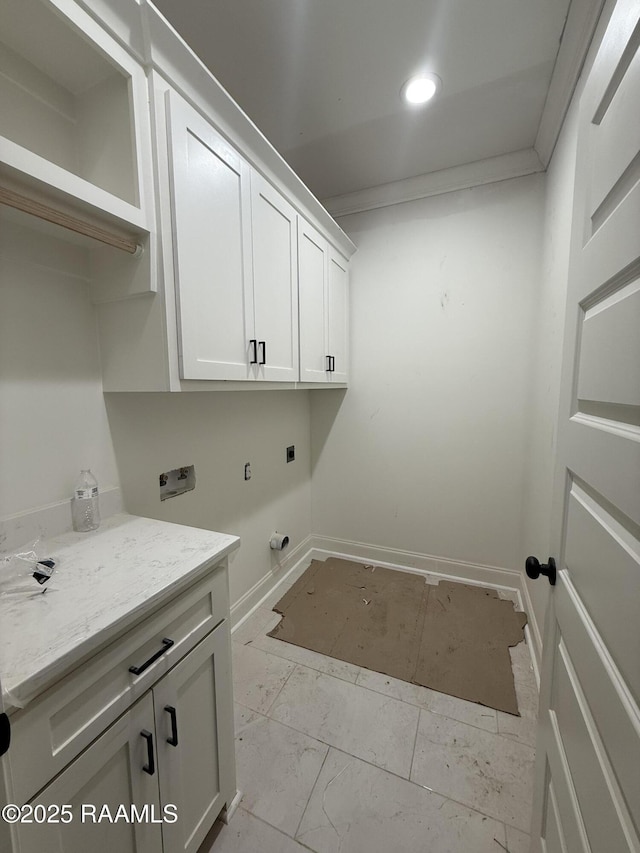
<box><xmin>286</xmin><ymin>445</ymin><xmax>295</xmax><ymax>463</ymax></box>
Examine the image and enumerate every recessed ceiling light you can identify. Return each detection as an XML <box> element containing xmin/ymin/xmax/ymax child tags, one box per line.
<box><xmin>401</xmin><ymin>73</ymin><xmax>442</xmax><ymax>105</ymax></box>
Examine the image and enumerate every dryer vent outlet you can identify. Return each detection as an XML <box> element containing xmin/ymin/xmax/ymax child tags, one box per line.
<box><xmin>270</xmin><ymin>532</ymin><xmax>290</xmax><ymax>551</ymax></box>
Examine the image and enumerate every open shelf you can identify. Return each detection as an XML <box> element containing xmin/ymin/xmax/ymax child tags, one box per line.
<box><xmin>0</xmin><ymin>0</ymin><xmax>151</xmax><ymax>229</ymax></box>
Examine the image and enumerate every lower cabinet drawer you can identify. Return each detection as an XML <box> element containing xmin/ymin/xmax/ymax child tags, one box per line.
<box><xmin>8</xmin><ymin>564</ymin><xmax>229</xmax><ymax>805</ymax></box>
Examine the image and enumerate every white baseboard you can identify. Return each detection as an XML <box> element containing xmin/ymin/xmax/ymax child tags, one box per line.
<box><xmin>230</xmin><ymin>535</ymin><xmax>314</xmax><ymax>629</ymax></box>
<box><xmin>308</xmin><ymin>534</ymin><xmax>523</xmax><ymax>594</ymax></box>
<box><xmin>220</xmin><ymin>790</ymin><xmax>243</xmax><ymax>825</ymax></box>
<box><xmin>519</xmin><ymin>577</ymin><xmax>543</xmax><ymax>686</ymax></box>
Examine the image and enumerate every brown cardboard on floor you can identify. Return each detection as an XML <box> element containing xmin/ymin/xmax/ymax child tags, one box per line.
<box><xmin>414</xmin><ymin>580</ymin><xmax>527</xmax><ymax>714</ymax></box>
<box><xmin>268</xmin><ymin>558</ymin><xmax>527</xmax><ymax>715</ymax></box>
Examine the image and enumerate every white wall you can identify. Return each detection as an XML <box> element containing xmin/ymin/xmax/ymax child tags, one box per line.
<box><xmin>311</xmin><ymin>174</ymin><xmax>545</xmax><ymax>572</ymax></box>
<box><xmin>104</xmin><ymin>391</ymin><xmax>312</xmax><ymax>606</ymax></box>
<box><xmin>0</xmin><ymin>217</ymin><xmax>120</xmax><ymax>520</ymax></box>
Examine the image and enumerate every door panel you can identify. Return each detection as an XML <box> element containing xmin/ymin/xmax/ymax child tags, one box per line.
<box><xmin>589</xmin><ymin>24</ymin><xmax>640</xmax><ymax>217</ymax></box>
<box><xmin>577</xmin><ymin>277</ymin><xmax>640</xmax><ymax>406</ymax></box>
<box><xmin>532</xmin><ymin>2</ymin><xmax>640</xmax><ymax>851</ymax></box>
<box><xmin>552</xmin><ymin>577</ymin><xmax>640</xmax><ymax>836</ymax></box>
<box><xmin>551</xmin><ymin>638</ymin><xmax>631</xmax><ymax>853</ymax></box>
<box><xmin>541</xmin><ymin>774</ymin><xmax>570</xmax><ymax>853</ymax></box>
<box><xmin>564</xmin><ymin>483</ymin><xmax>640</xmax><ymax>698</ymax></box>
<box><xmin>167</xmin><ymin>91</ymin><xmax>253</xmax><ymax>380</ymax></box>
<box><xmin>543</xmin><ymin>734</ymin><xmax>590</xmax><ymax>853</ymax></box>
<box><xmin>565</xmin><ymin>420</ymin><xmax>640</xmax><ymax>522</ymax></box>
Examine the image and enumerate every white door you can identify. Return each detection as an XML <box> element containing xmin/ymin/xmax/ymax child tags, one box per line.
<box><xmin>153</xmin><ymin>625</ymin><xmax>236</xmax><ymax>853</ymax></box>
<box><xmin>530</xmin><ymin>2</ymin><xmax>640</xmax><ymax>851</ymax></box>
<box><xmin>327</xmin><ymin>249</ymin><xmax>349</xmax><ymax>383</ymax></box>
<box><xmin>16</xmin><ymin>694</ymin><xmax>162</xmax><ymax>853</ymax></box>
<box><xmin>167</xmin><ymin>92</ymin><xmax>254</xmax><ymax>381</ymax></box>
<box><xmin>250</xmin><ymin>171</ymin><xmax>299</xmax><ymax>381</ymax></box>
<box><xmin>298</xmin><ymin>217</ymin><xmax>330</xmax><ymax>382</ymax></box>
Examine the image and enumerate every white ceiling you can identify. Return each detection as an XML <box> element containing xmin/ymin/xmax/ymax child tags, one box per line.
<box><xmin>152</xmin><ymin>0</ymin><xmax>573</xmax><ymax>201</ymax></box>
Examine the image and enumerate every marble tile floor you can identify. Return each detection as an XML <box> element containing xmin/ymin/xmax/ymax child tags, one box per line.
<box><xmin>204</xmin><ymin>594</ymin><xmax>538</xmax><ymax>853</ymax></box>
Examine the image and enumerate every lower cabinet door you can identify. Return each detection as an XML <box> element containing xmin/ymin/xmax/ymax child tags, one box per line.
<box><xmin>153</xmin><ymin>623</ymin><xmax>235</xmax><ymax>853</ymax></box>
<box><xmin>17</xmin><ymin>693</ymin><xmax>162</xmax><ymax>853</ymax></box>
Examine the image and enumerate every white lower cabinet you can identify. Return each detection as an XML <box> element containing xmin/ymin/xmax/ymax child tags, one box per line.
<box><xmin>17</xmin><ymin>693</ymin><xmax>163</xmax><ymax>853</ymax></box>
<box><xmin>153</xmin><ymin>625</ymin><xmax>235</xmax><ymax>853</ymax></box>
<box><xmin>11</xmin><ymin>577</ymin><xmax>236</xmax><ymax>853</ymax></box>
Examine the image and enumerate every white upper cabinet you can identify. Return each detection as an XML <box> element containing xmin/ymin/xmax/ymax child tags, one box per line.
<box><xmin>327</xmin><ymin>249</ymin><xmax>349</xmax><ymax>383</ymax></box>
<box><xmin>167</xmin><ymin>92</ymin><xmax>254</xmax><ymax>381</ymax></box>
<box><xmin>298</xmin><ymin>217</ymin><xmax>349</xmax><ymax>384</ymax></box>
<box><xmin>7</xmin><ymin>0</ymin><xmax>358</xmax><ymax>391</ymax></box>
<box><xmin>250</xmin><ymin>172</ymin><xmax>299</xmax><ymax>382</ymax></box>
<box><xmin>166</xmin><ymin>93</ymin><xmax>300</xmax><ymax>383</ymax></box>
<box><xmin>298</xmin><ymin>218</ymin><xmax>329</xmax><ymax>382</ymax></box>
<box><xmin>0</xmin><ymin>0</ymin><xmax>153</xmax><ymax>234</ymax></box>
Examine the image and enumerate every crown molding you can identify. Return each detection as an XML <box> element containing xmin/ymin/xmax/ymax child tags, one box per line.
<box><xmin>535</xmin><ymin>0</ymin><xmax>607</xmax><ymax>166</ymax></box>
<box><xmin>321</xmin><ymin>148</ymin><xmax>544</xmax><ymax>218</ymax></box>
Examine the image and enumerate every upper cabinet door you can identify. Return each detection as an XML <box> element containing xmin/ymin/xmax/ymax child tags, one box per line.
<box><xmin>327</xmin><ymin>249</ymin><xmax>349</xmax><ymax>383</ymax></box>
<box><xmin>250</xmin><ymin>172</ymin><xmax>299</xmax><ymax>382</ymax></box>
<box><xmin>298</xmin><ymin>218</ymin><xmax>329</xmax><ymax>383</ymax></box>
<box><xmin>167</xmin><ymin>92</ymin><xmax>254</xmax><ymax>380</ymax></box>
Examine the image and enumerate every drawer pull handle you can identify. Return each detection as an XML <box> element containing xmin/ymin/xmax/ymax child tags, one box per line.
<box><xmin>141</xmin><ymin>730</ymin><xmax>155</xmax><ymax>775</ymax></box>
<box><xmin>165</xmin><ymin>705</ymin><xmax>179</xmax><ymax>747</ymax></box>
<box><xmin>129</xmin><ymin>638</ymin><xmax>174</xmax><ymax>675</ymax></box>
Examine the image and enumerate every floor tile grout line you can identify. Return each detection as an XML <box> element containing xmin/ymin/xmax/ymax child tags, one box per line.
<box><xmin>408</xmin><ymin>704</ymin><xmax>421</xmax><ymax>781</ymax></box>
<box><xmin>236</xmin><ymin>639</ymin><xmax>537</xmax><ymax>747</ymax></box>
<box><xmin>233</xmin><ymin>805</ymin><xmax>317</xmax><ymax>852</ymax></box>
<box><xmin>292</xmin><ymin>743</ymin><xmax>332</xmax><ymax>842</ymax></box>
<box><xmin>354</xmin><ymin>676</ymin><xmax>501</xmax><ymax>736</ymax></box>
<box><xmin>234</xmin><ymin>637</ymin><xmax>363</xmax><ymax>686</ymax></box>
<box><xmin>260</xmin><ymin>660</ymin><xmax>297</xmax><ymax>716</ymax></box>
<box><xmin>233</xmin><ymin>699</ymin><xmax>532</xmax><ymax>835</ymax></box>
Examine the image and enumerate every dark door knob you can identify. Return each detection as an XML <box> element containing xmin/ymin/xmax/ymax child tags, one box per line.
<box><xmin>525</xmin><ymin>556</ymin><xmax>557</xmax><ymax>586</ymax></box>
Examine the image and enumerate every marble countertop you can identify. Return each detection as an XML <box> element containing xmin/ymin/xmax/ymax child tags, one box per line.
<box><xmin>0</xmin><ymin>513</ymin><xmax>240</xmax><ymax>710</ymax></box>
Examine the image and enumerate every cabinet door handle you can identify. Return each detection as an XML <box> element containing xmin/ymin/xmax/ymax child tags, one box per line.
<box><xmin>259</xmin><ymin>340</ymin><xmax>267</xmax><ymax>365</ymax></box>
<box><xmin>326</xmin><ymin>355</ymin><xmax>335</xmax><ymax>372</ymax></box>
<box><xmin>331</xmin><ymin>356</ymin><xmax>336</xmax><ymax>372</ymax></box>
<box><xmin>141</xmin><ymin>730</ymin><xmax>155</xmax><ymax>775</ymax></box>
<box><xmin>128</xmin><ymin>638</ymin><xmax>174</xmax><ymax>676</ymax></box>
<box><xmin>249</xmin><ymin>339</ymin><xmax>258</xmax><ymax>364</ymax></box>
<box><xmin>165</xmin><ymin>705</ymin><xmax>179</xmax><ymax>747</ymax></box>
<box><xmin>326</xmin><ymin>355</ymin><xmax>332</xmax><ymax>372</ymax></box>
